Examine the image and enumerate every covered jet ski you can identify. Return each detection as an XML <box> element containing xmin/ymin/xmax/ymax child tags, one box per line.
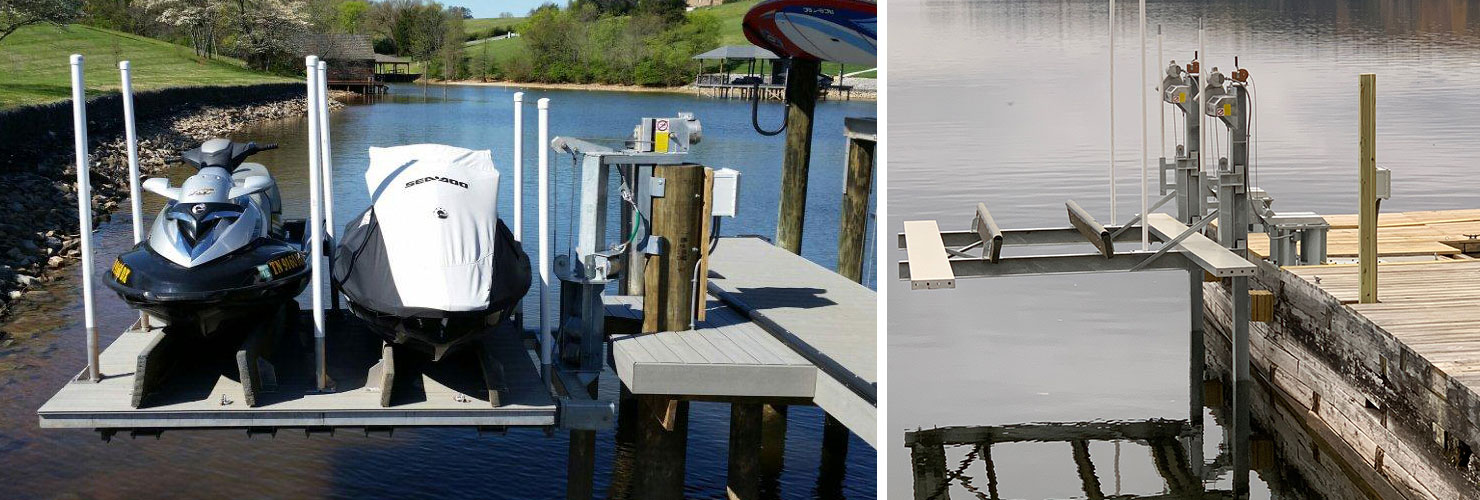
<box><xmin>332</xmin><ymin>144</ymin><xmax>531</xmax><ymax>360</ymax></box>
<box><xmin>105</xmin><ymin>138</ymin><xmax>312</xmax><ymax>336</ymax></box>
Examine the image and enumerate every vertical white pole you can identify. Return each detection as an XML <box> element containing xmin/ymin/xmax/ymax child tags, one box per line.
<box><xmin>1139</xmin><ymin>0</ymin><xmax>1148</xmax><ymax>250</ymax></box>
<box><xmin>316</xmin><ymin>61</ymin><xmax>338</xmax><ymax>313</ymax></box>
<box><xmin>71</xmin><ymin>54</ymin><xmax>100</xmax><ymax>383</ymax></box>
<box><xmin>1158</xmin><ymin>25</ymin><xmax>1164</xmax><ymax>158</ymax></box>
<box><xmin>317</xmin><ymin>61</ymin><xmax>335</xmax><ymax>243</ymax></box>
<box><xmin>1109</xmin><ymin>0</ymin><xmax>1117</xmax><ymax>223</ymax></box>
<box><xmin>1199</xmin><ymin>21</ymin><xmax>1207</xmax><ymax>176</ymax></box>
<box><xmin>537</xmin><ymin>97</ymin><xmax>552</xmax><ymax>371</ymax></box>
<box><xmin>119</xmin><ymin>61</ymin><xmax>144</xmax><ymax>245</ymax></box>
<box><xmin>306</xmin><ymin>55</ymin><xmax>328</xmax><ymax>390</ymax></box>
<box><xmin>513</xmin><ymin>92</ymin><xmax>524</xmax><ymax>242</ymax></box>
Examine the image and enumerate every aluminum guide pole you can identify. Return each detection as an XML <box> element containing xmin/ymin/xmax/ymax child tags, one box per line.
<box><xmin>537</xmin><ymin>97</ymin><xmax>552</xmax><ymax>372</ymax></box>
<box><xmin>119</xmin><ymin>61</ymin><xmax>144</xmax><ymax>244</ymax></box>
<box><xmin>513</xmin><ymin>92</ymin><xmax>524</xmax><ymax>243</ymax></box>
<box><xmin>1109</xmin><ymin>0</ymin><xmax>1117</xmax><ymax>223</ymax></box>
<box><xmin>1139</xmin><ymin>0</ymin><xmax>1148</xmax><ymax>250</ymax></box>
<box><xmin>1157</xmin><ymin>25</ymin><xmax>1164</xmax><ymax>158</ymax></box>
<box><xmin>71</xmin><ymin>54</ymin><xmax>100</xmax><ymax>383</ymax></box>
<box><xmin>305</xmin><ymin>55</ymin><xmax>328</xmax><ymax>390</ymax></box>
<box><xmin>317</xmin><ymin>61</ymin><xmax>339</xmax><ymax>312</ymax></box>
<box><xmin>317</xmin><ymin>61</ymin><xmax>336</xmax><ymax>241</ymax></box>
<box><xmin>1199</xmin><ymin>22</ymin><xmax>1207</xmax><ymax>177</ymax></box>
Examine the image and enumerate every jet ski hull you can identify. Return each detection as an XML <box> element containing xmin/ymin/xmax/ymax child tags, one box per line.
<box><xmin>106</xmin><ymin>240</ymin><xmax>311</xmax><ymax>336</ymax></box>
<box><xmin>345</xmin><ymin>302</ymin><xmax>512</xmax><ymax>360</ymax></box>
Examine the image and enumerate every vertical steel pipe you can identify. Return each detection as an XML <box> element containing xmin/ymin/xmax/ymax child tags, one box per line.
<box><xmin>71</xmin><ymin>54</ymin><xmax>100</xmax><ymax>383</ymax></box>
<box><xmin>514</xmin><ymin>92</ymin><xmax>524</xmax><ymax>242</ymax></box>
<box><xmin>537</xmin><ymin>97</ymin><xmax>552</xmax><ymax>371</ymax></box>
<box><xmin>305</xmin><ymin>55</ymin><xmax>328</xmax><ymax>390</ymax></box>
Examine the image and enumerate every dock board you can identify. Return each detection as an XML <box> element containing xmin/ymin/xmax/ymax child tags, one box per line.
<box><xmin>1289</xmin><ymin>259</ymin><xmax>1480</xmax><ymax>387</ymax></box>
<box><xmin>38</xmin><ymin>314</ymin><xmax>556</xmax><ymax>430</ymax></box>
<box><xmin>1243</xmin><ymin>208</ymin><xmax>1480</xmax><ymax>259</ymax></box>
<box><xmin>607</xmin><ymin>296</ymin><xmax>817</xmax><ymax>399</ymax></box>
<box><xmin>705</xmin><ymin>236</ymin><xmax>877</xmax><ymax>445</ymax></box>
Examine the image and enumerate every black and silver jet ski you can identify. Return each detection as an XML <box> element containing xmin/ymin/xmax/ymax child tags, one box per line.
<box><xmin>105</xmin><ymin>138</ymin><xmax>312</xmax><ymax>336</ymax></box>
<box><xmin>332</xmin><ymin>144</ymin><xmax>530</xmax><ymax>360</ymax></box>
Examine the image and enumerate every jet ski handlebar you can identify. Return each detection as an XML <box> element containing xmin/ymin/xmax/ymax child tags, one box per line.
<box><xmin>181</xmin><ymin>139</ymin><xmax>279</xmax><ymax>171</ymax></box>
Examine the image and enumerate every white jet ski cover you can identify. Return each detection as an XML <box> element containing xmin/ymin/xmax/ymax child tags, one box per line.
<box><xmin>333</xmin><ymin>144</ymin><xmax>530</xmax><ymax>316</ymax></box>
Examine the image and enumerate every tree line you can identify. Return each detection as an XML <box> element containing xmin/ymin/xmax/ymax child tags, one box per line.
<box><xmin>4</xmin><ymin>0</ymin><xmax>720</xmax><ymax>86</ymax></box>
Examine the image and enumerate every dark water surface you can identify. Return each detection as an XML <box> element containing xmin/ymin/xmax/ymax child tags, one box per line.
<box><xmin>889</xmin><ymin>0</ymin><xmax>1480</xmax><ymax>498</ymax></box>
<box><xmin>0</xmin><ymin>83</ymin><xmax>876</xmax><ymax>499</ymax></box>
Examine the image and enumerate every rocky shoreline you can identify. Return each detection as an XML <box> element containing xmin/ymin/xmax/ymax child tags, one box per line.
<box><xmin>0</xmin><ymin>93</ymin><xmax>348</xmax><ymax>321</ymax></box>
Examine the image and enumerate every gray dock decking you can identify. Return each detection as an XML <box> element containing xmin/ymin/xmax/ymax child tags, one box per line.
<box><xmin>608</xmin><ymin>236</ymin><xmax>877</xmax><ymax>445</ymax></box>
<box><xmin>38</xmin><ymin>315</ymin><xmax>555</xmax><ymax>430</ymax></box>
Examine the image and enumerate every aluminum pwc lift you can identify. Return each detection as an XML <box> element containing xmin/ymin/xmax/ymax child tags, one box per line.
<box><xmin>898</xmin><ymin>22</ymin><xmax>1329</xmax><ymax>497</ymax></box>
<box><xmin>38</xmin><ymin>57</ymin><xmax>613</xmax><ymax>450</ymax></box>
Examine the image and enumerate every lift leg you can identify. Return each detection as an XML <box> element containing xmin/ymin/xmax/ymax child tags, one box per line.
<box><xmin>1232</xmin><ymin>275</ymin><xmax>1252</xmax><ymax>496</ymax></box>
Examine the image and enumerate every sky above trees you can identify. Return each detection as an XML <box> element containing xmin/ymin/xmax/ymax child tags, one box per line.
<box><xmin>454</xmin><ymin>0</ymin><xmax>569</xmax><ymax>18</ymax></box>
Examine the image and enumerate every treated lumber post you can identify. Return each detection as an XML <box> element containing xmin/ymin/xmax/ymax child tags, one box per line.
<box><xmin>607</xmin><ymin>387</ymin><xmax>638</xmax><ymax>499</ymax></box>
<box><xmin>1359</xmin><ymin>73</ymin><xmax>1378</xmax><ymax>304</ymax></box>
<box><xmin>634</xmin><ymin>395</ymin><xmax>689</xmax><ymax>500</ymax></box>
<box><xmin>643</xmin><ymin>164</ymin><xmax>708</xmax><ymax>333</ymax></box>
<box><xmin>728</xmin><ymin>402</ymin><xmax>762</xmax><ymax>500</ymax></box>
<box><xmin>838</xmin><ymin>134</ymin><xmax>875</xmax><ymax>282</ymax></box>
<box><xmin>567</xmin><ymin>429</ymin><xmax>597</xmax><ymax>500</ymax></box>
<box><xmin>776</xmin><ymin>58</ymin><xmax>821</xmax><ymax>255</ymax></box>
<box><xmin>817</xmin><ymin>414</ymin><xmax>849</xmax><ymax>497</ymax></box>
<box><xmin>760</xmin><ymin>404</ymin><xmax>788</xmax><ymax>482</ymax></box>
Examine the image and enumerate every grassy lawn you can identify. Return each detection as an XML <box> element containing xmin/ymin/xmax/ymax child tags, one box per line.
<box><xmin>464</xmin><ymin>17</ymin><xmax>526</xmax><ymax>38</ymax></box>
<box><xmin>455</xmin><ymin>2</ymin><xmax>875</xmax><ymax>83</ymax></box>
<box><xmin>0</xmin><ymin>24</ymin><xmax>295</xmax><ymax>109</ymax></box>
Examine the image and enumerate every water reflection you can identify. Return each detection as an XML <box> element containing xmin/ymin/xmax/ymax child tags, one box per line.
<box><xmin>889</xmin><ymin>0</ymin><xmax>1480</xmax><ymax>497</ymax></box>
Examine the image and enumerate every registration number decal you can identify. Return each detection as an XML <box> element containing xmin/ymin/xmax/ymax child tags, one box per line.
<box><xmin>266</xmin><ymin>252</ymin><xmax>305</xmax><ymax>277</ymax></box>
<box><xmin>111</xmin><ymin>258</ymin><xmax>131</xmax><ymax>284</ymax></box>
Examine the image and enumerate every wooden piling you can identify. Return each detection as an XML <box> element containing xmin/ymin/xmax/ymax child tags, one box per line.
<box><xmin>838</xmin><ymin>134</ymin><xmax>875</xmax><ymax>282</ymax></box>
<box><xmin>760</xmin><ymin>403</ymin><xmax>789</xmax><ymax>478</ymax></box>
<box><xmin>567</xmin><ymin>429</ymin><xmax>597</xmax><ymax>500</ymax></box>
<box><xmin>728</xmin><ymin>402</ymin><xmax>762</xmax><ymax>500</ymax></box>
<box><xmin>776</xmin><ymin>58</ymin><xmax>821</xmax><ymax>255</ymax></box>
<box><xmin>634</xmin><ymin>395</ymin><xmax>689</xmax><ymax>500</ymax></box>
<box><xmin>817</xmin><ymin>414</ymin><xmax>849</xmax><ymax>497</ymax></box>
<box><xmin>1359</xmin><ymin>73</ymin><xmax>1377</xmax><ymax>304</ymax></box>
<box><xmin>643</xmin><ymin>164</ymin><xmax>708</xmax><ymax>333</ymax></box>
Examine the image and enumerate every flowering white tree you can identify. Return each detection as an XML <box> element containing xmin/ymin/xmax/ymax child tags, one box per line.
<box><xmin>142</xmin><ymin>0</ymin><xmax>225</xmax><ymax>58</ymax></box>
<box><xmin>0</xmin><ymin>0</ymin><xmax>82</xmax><ymax>45</ymax></box>
<box><xmin>230</xmin><ymin>0</ymin><xmax>310</xmax><ymax>70</ymax></box>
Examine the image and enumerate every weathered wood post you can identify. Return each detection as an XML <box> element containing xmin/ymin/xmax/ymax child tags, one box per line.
<box><xmin>1359</xmin><ymin>73</ymin><xmax>1378</xmax><ymax>304</ymax></box>
<box><xmin>838</xmin><ymin>117</ymin><xmax>877</xmax><ymax>282</ymax></box>
<box><xmin>633</xmin><ymin>163</ymin><xmax>708</xmax><ymax>499</ymax></box>
<box><xmin>643</xmin><ymin>164</ymin><xmax>708</xmax><ymax>333</ymax></box>
<box><xmin>567</xmin><ymin>429</ymin><xmax>596</xmax><ymax>500</ymax></box>
<box><xmin>776</xmin><ymin>58</ymin><xmax>821</xmax><ymax>254</ymax></box>
<box><xmin>728</xmin><ymin>402</ymin><xmax>762</xmax><ymax>500</ymax></box>
<box><xmin>765</xmin><ymin>57</ymin><xmax>821</xmax><ymax>486</ymax></box>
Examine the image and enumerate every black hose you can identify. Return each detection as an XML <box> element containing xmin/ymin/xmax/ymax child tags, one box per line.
<box><xmin>751</xmin><ymin>62</ymin><xmax>790</xmax><ymax>136</ymax></box>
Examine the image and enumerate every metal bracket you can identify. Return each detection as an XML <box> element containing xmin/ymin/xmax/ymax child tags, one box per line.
<box><xmin>1129</xmin><ymin>208</ymin><xmax>1220</xmax><ymax>272</ymax></box>
<box><xmin>649</xmin><ymin>177</ymin><xmax>666</xmax><ymax>198</ymax></box>
<box><xmin>1110</xmin><ymin>191</ymin><xmax>1178</xmax><ymax>239</ymax></box>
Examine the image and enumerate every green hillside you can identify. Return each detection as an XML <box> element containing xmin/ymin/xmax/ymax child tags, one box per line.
<box><xmin>0</xmin><ymin>24</ymin><xmax>294</xmax><ymax>109</ymax></box>
<box><xmin>464</xmin><ymin>16</ymin><xmax>526</xmax><ymax>38</ymax></box>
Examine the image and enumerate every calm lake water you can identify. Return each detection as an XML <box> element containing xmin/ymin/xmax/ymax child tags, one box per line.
<box><xmin>888</xmin><ymin>0</ymin><xmax>1480</xmax><ymax>498</ymax></box>
<box><xmin>0</xmin><ymin>83</ymin><xmax>876</xmax><ymax>498</ymax></box>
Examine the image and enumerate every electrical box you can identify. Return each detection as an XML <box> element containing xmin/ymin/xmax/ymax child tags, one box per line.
<box><xmin>1376</xmin><ymin>167</ymin><xmax>1391</xmax><ymax>200</ymax></box>
<box><xmin>1163</xmin><ymin>83</ymin><xmax>1191</xmax><ymax>104</ymax></box>
<box><xmin>711</xmin><ymin>168</ymin><xmax>740</xmax><ymax>217</ymax></box>
<box><xmin>633</xmin><ymin>113</ymin><xmax>702</xmax><ymax>153</ymax></box>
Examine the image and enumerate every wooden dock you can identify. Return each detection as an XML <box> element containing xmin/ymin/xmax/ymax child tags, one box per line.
<box><xmin>607</xmin><ymin>236</ymin><xmax>877</xmax><ymax>445</ymax></box>
<box><xmin>1204</xmin><ymin>208</ymin><xmax>1480</xmax><ymax>498</ymax></box>
<box><xmin>1244</xmin><ymin>209</ymin><xmax>1480</xmax><ymax>259</ymax></box>
<box><xmin>38</xmin><ymin>314</ymin><xmax>556</xmax><ymax>431</ymax></box>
